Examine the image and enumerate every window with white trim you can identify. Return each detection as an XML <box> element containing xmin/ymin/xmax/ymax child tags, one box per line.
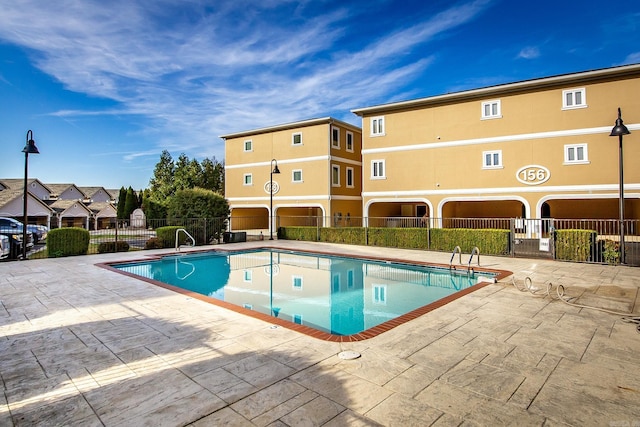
<box><xmin>371</xmin><ymin>160</ymin><xmax>385</xmax><ymax>179</ymax></box>
<box><xmin>331</xmin><ymin>165</ymin><xmax>340</xmax><ymax>187</ymax></box>
<box><xmin>243</xmin><ymin>140</ymin><xmax>252</xmax><ymax>152</ymax></box>
<box><xmin>292</xmin><ymin>132</ymin><xmax>302</xmax><ymax>145</ymax></box>
<box><xmin>373</xmin><ymin>285</ymin><xmax>387</xmax><ymax>304</ymax></box>
<box><xmin>292</xmin><ymin>169</ymin><xmax>303</xmax><ymax>183</ymax></box>
<box><xmin>292</xmin><ymin>275</ymin><xmax>303</xmax><ymax>290</ymax></box>
<box><xmin>481</xmin><ymin>100</ymin><xmax>501</xmax><ymax>119</ymax></box>
<box><xmin>371</xmin><ymin>116</ymin><xmax>385</xmax><ymax>136</ymax></box>
<box><xmin>564</xmin><ymin>143</ymin><xmax>589</xmax><ymax>164</ymax></box>
<box><xmin>243</xmin><ymin>173</ymin><xmax>253</xmax><ymax>185</ymax></box>
<box><xmin>346</xmin><ymin>167</ymin><xmax>354</xmax><ymax>188</ymax></box>
<box><xmin>346</xmin><ymin>131</ymin><xmax>354</xmax><ymax>152</ymax></box>
<box><xmin>562</xmin><ymin>88</ymin><xmax>587</xmax><ymax>109</ymax></box>
<box><xmin>331</xmin><ymin>126</ymin><xmax>340</xmax><ymax>148</ymax></box>
<box><xmin>482</xmin><ymin>150</ymin><xmax>502</xmax><ymax>169</ymax></box>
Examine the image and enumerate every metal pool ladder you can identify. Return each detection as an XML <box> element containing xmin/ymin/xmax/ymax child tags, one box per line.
<box><xmin>449</xmin><ymin>246</ymin><xmax>480</xmax><ymax>272</ymax></box>
<box><xmin>175</xmin><ymin>228</ymin><xmax>196</xmax><ymax>251</ymax></box>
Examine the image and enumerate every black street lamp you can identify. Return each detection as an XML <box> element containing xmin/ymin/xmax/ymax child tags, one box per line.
<box><xmin>609</xmin><ymin>108</ymin><xmax>631</xmax><ymax>264</ymax></box>
<box><xmin>22</xmin><ymin>130</ymin><xmax>40</xmax><ymax>260</ymax></box>
<box><xmin>269</xmin><ymin>159</ymin><xmax>280</xmax><ymax>240</ymax></box>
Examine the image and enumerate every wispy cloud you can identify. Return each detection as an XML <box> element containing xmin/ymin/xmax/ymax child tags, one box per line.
<box><xmin>517</xmin><ymin>46</ymin><xmax>541</xmax><ymax>59</ymax></box>
<box><xmin>0</xmin><ymin>0</ymin><xmax>493</xmax><ymax>161</ymax></box>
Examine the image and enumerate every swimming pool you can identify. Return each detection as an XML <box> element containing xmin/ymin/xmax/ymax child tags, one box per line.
<box><xmin>106</xmin><ymin>248</ymin><xmax>506</xmax><ymax>340</ymax></box>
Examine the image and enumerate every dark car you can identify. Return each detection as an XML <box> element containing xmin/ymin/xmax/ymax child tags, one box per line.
<box><xmin>27</xmin><ymin>224</ymin><xmax>48</xmax><ymax>244</ymax></box>
<box><xmin>0</xmin><ymin>217</ymin><xmax>35</xmax><ymax>259</ymax></box>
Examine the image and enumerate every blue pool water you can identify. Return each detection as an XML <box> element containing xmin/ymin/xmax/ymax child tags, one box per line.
<box><xmin>112</xmin><ymin>249</ymin><xmax>495</xmax><ymax>336</ymax></box>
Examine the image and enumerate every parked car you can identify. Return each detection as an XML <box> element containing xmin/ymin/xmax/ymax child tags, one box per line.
<box><xmin>0</xmin><ymin>217</ymin><xmax>35</xmax><ymax>259</ymax></box>
<box><xmin>0</xmin><ymin>235</ymin><xmax>9</xmax><ymax>260</ymax></box>
<box><xmin>27</xmin><ymin>224</ymin><xmax>48</xmax><ymax>244</ymax></box>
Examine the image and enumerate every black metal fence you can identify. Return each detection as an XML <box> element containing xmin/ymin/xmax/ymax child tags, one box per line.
<box><xmin>16</xmin><ymin>215</ymin><xmax>640</xmax><ymax>267</ymax></box>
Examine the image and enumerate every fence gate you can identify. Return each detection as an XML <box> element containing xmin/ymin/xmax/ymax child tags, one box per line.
<box><xmin>511</xmin><ymin>218</ymin><xmax>555</xmax><ymax>259</ymax></box>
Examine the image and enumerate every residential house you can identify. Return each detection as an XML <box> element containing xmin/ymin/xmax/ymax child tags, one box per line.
<box><xmin>221</xmin><ymin>117</ymin><xmax>363</xmax><ymax>234</ymax></box>
<box><xmin>351</xmin><ymin>64</ymin><xmax>640</xmax><ymax>230</ymax></box>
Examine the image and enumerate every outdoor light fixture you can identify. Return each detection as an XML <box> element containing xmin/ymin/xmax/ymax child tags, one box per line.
<box><xmin>609</xmin><ymin>108</ymin><xmax>631</xmax><ymax>264</ymax></box>
<box><xmin>269</xmin><ymin>159</ymin><xmax>280</xmax><ymax>240</ymax></box>
<box><xmin>22</xmin><ymin>130</ymin><xmax>40</xmax><ymax>260</ymax></box>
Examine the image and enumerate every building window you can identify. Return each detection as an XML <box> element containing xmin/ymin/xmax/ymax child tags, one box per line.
<box><xmin>564</xmin><ymin>143</ymin><xmax>589</xmax><ymax>164</ymax></box>
<box><xmin>332</xmin><ymin>126</ymin><xmax>340</xmax><ymax>148</ymax></box>
<box><xmin>346</xmin><ymin>131</ymin><xmax>354</xmax><ymax>152</ymax></box>
<box><xmin>347</xmin><ymin>270</ymin><xmax>354</xmax><ymax>288</ymax></box>
<box><xmin>292</xmin><ymin>132</ymin><xmax>302</xmax><ymax>145</ymax></box>
<box><xmin>482</xmin><ymin>150</ymin><xmax>502</xmax><ymax>169</ymax></box>
<box><xmin>562</xmin><ymin>88</ymin><xmax>587</xmax><ymax>109</ymax></box>
<box><xmin>292</xmin><ymin>169</ymin><xmax>303</xmax><ymax>183</ymax></box>
<box><xmin>332</xmin><ymin>165</ymin><xmax>340</xmax><ymax>187</ymax></box>
<box><xmin>371</xmin><ymin>116</ymin><xmax>385</xmax><ymax>136</ymax></box>
<box><xmin>332</xmin><ymin>274</ymin><xmax>340</xmax><ymax>292</ymax></box>
<box><xmin>243</xmin><ymin>270</ymin><xmax>252</xmax><ymax>282</ymax></box>
<box><xmin>243</xmin><ymin>173</ymin><xmax>253</xmax><ymax>185</ymax></box>
<box><xmin>371</xmin><ymin>160</ymin><xmax>385</xmax><ymax>179</ymax></box>
<box><xmin>373</xmin><ymin>285</ymin><xmax>387</xmax><ymax>304</ymax></box>
<box><xmin>292</xmin><ymin>275</ymin><xmax>303</xmax><ymax>290</ymax></box>
<box><xmin>346</xmin><ymin>167</ymin><xmax>354</xmax><ymax>188</ymax></box>
<box><xmin>481</xmin><ymin>100</ymin><xmax>501</xmax><ymax>119</ymax></box>
<box><xmin>244</xmin><ymin>140</ymin><xmax>252</xmax><ymax>152</ymax></box>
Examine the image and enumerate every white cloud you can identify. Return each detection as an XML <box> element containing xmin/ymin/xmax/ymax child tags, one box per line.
<box><xmin>517</xmin><ymin>46</ymin><xmax>541</xmax><ymax>59</ymax></box>
<box><xmin>0</xmin><ymin>0</ymin><xmax>493</xmax><ymax>161</ymax></box>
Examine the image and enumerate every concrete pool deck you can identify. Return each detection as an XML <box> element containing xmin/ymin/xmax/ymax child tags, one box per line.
<box><xmin>1</xmin><ymin>241</ymin><xmax>639</xmax><ymax>426</ymax></box>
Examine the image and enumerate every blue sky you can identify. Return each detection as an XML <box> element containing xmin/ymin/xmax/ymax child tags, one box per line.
<box><xmin>1</xmin><ymin>0</ymin><xmax>639</xmax><ymax>190</ymax></box>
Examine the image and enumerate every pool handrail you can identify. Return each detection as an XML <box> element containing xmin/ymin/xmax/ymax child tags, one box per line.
<box><xmin>468</xmin><ymin>246</ymin><xmax>480</xmax><ymax>270</ymax></box>
<box><xmin>175</xmin><ymin>228</ymin><xmax>196</xmax><ymax>251</ymax></box>
<box><xmin>449</xmin><ymin>246</ymin><xmax>462</xmax><ymax>268</ymax></box>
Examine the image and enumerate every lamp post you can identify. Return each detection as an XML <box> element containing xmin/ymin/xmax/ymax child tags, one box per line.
<box><xmin>22</xmin><ymin>130</ymin><xmax>40</xmax><ymax>260</ymax></box>
<box><xmin>269</xmin><ymin>159</ymin><xmax>280</xmax><ymax>240</ymax></box>
<box><xmin>609</xmin><ymin>108</ymin><xmax>631</xmax><ymax>264</ymax></box>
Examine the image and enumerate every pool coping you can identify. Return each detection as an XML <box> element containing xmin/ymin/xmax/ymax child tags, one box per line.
<box><xmin>96</xmin><ymin>246</ymin><xmax>512</xmax><ymax>342</ymax></box>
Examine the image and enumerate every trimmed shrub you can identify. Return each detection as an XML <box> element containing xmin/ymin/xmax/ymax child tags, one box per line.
<box><xmin>367</xmin><ymin>227</ymin><xmax>428</xmax><ymax>249</ymax></box>
<box><xmin>430</xmin><ymin>228</ymin><xmax>510</xmax><ymax>255</ymax></box>
<box><xmin>145</xmin><ymin>237</ymin><xmax>165</xmax><ymax>249</ymax></box>
<box><xmin>97</xmin><ymin>241</ymin><xmax>130</xmax><ymax>253</ymax></box>
<box><xmin>278</xmin><ymin>226</ymin><xmax>318</xmax><ymax>241</ymax></box>
<box><xmin>155</xmin><ymin>226</ymin><xmax>188</xmax><ymax>248</ymax></box>
<box><xmin>555</xmin><ymin>229</ymin><xmax>597</xmax><ymax>262</ymax></box>
<box><xmin>320</xmin><ymin>227</ymin><xmax>366</xmax><ymax>245</ymax></box>
<box><xmin>47</xmin><ymin>227</ymin><xmax>90</xmax><ymax>257</ymax></box>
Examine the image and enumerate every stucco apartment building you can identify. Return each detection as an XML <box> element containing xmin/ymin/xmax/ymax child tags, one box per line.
<box><xmin>351</xmin><ymin>63</ymin><xmax>640</xmax><ymax>231</ymax></box>
<box><xmin>222</xmin><ymin>117</ymin><xmax>363</xmax><ymax>234</ymax></box>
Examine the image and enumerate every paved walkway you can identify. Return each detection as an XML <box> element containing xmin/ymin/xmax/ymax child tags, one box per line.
<box><xmin>1</xmin><ymin>241</ymin><xmax>639</xmax><ymax>426</ymax></box>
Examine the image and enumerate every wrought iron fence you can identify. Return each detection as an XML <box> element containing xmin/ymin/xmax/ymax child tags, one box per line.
<box><xmin>18</xmin><ymin>214</ymin><xmax>640</xmax><ymax>266</ymax></box>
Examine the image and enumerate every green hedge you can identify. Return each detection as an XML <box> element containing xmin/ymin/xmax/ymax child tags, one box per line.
<box><xmin>47</xmin><ymin>227</ymin><xmax>90</xmax><ymax>257</ymax></box>
<box><xmin>368</xmin><ymin>227</ymin><xmax>428</xmax><ymax>249</ymax></box>
<box><xmin>555</xmin><ymin>229</ymin><xmax>597</xmax><ymax>262</ymax></box>
<box><xmin>430</xmin><ymin>228</ymin><xmax>510</xmax><ymax>255</ymax></box>
<box><xmin>155</xmin><ymin>226</ymin><xmax>187</xmax><ymax>248</ymax></box>
<box><xmin>320</xmin><ymin>227</ymin><xmax>366</xmax><ymax>245</ymax></box>
<box><xmin>97</xmin><ymin>241</ymin><xmax>130</xmax><ymax>253</ymax></box>
<box><xmin>278</xmin><ymin>226</ymin><xmax>318</xmax><ymax>241</ymax></box>
<box><xmin>278</xmin><ymin>226</ymin><xmax>509</xmax><ymax>255</ymax></box>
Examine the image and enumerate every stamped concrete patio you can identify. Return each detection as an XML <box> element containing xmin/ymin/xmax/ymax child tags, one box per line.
<box><xmin>1</xmin><ymin>241</ymin><xmax>639</xmax><ymax>426</ymax></box>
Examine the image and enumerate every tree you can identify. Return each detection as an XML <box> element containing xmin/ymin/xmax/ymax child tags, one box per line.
<box><xmin>167</xmin><ymin>188</ymin><xmax>229</xmax><ymax>219</ymax></box>
<box><xmin>201</xmin><ymin>157</ymin><xmax>225</xmax><ymax>195</ymax></box>
<box><xmin>116</xmin><ymin>187</ymin><xmax>127</xmax><ymax>220</ymax></box>
<box><xmin>167</xmin><ymin>188</ymin><xmax>230</xmax><ymax>241</ymax></box>
<box><xmin>123</xmin><ymin>187</ymin><xmax>138</xmax><ymax>220</ymax></box>
<box><xmin>148</xmin><ymin>150</ymin><xmax>175</xmax><ymax>200</ymax></box>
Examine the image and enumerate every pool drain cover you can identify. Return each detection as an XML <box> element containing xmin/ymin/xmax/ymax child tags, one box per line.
<box><xmin>338</xmin><ymin>350</ymin><xmax>361</xmax><ymax>360</ymax></box>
